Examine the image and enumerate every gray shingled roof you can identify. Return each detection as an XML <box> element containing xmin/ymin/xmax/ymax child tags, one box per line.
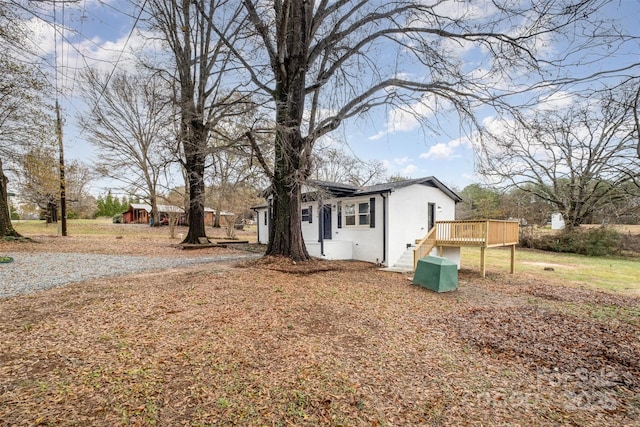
<box><xmin>257</xmin><ymin>177</ymin><xmax>462</xmax><ymax>203</ymax></box>
<box><xmin>308</xmin><ymin>177</ymin><xmax>462</xmax><ymax>202</ymax></box>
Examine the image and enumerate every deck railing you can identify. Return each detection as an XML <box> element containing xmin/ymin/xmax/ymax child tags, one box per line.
<box><xmin>413</xmin><ymin>219</ymin><xmax>519</xmax><ymax>269</ymax></box>
<box><xmin>485</xmin><ymin>220</ymin><xmax>519</xmax><ymax>247</ymax></box>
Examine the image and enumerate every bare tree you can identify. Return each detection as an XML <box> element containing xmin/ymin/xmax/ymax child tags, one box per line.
<box><xmin>206</xmin><ymin>144</ymin><xmax>265</xmax><ymax>228</ymax></box>
<box><xmin>147</xmin><ymin>0</ymin><xmax>248</xmax><ymax>243</ymax></box>
<box><xmin>310</xmin><ymin>144</ymin><xmax>387</xmax><ymax>187</ymax></box>
<box><xmin>477</xmin><ymin>86</ymin><xmax>640</xmax><ymax>227</ymax></box>
<box><xmin>500</xmin><ymin>187</ymin><xmax>554</xmax><ymax>226</ymax></box>
<box><xmin>63</xmin><ymin>161</ymin><xmax>96</xmax><ymax>219</ymax></box>
<box><xmin>79</xmin><ymin>70</ymin><xmax>173</xmax><ymax>227</ymax></box>
<box><xmin>0</xmin><ymin>3</ymin><xmax>52</xmax><ymax>237</ymax></box>
<box><xmin>213</xmin><ymin>0</ymin><xmax>613</xmax><ymax>260</ymax></box>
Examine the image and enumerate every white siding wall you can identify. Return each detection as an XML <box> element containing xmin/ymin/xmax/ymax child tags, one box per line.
<box><xmin>255</xmin><ymin>208</ymin><xmax>269</xmax><ymax>244</ymax></box>
<box><xmin>428</xmin><ymin>246</ymin><xmax>461</xmax><ymax>269</ymax></box>
<box><xmin>387</xmin><ymin>185</ymin><xmax>456</xmax><ymax>267</ymax></box>
<box><xmin>330</xmin><ymin>194</ymin><xmax>385</xmax><ymax>264</ymax></box>
<box><xmin>297</xmin><ymin>195</ymin><xmax>386</xmax><ymax>263</ymax></box>
<box><xmin>306</xmin><ymin>240</ymin><xmax>353</xmax><ymax>259</ymax></box>
<box><xmin>255</xmin><ymin>204</ymin><xmax>323</xmax><ymax>248</ymax></box>
<box><xmin>300</xmin><ymin>203</ymin><xmax>318</xmax><ymax>242</ymax></box>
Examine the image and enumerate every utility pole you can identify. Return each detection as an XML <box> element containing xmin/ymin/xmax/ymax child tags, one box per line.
<box><xmin>56</xmin><ymin>99</ymin><xmax>67</xmax><ymax>236</ymax></box>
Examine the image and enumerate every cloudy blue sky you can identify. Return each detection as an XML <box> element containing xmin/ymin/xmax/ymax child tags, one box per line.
<box><xmin>16</xmin><ymin>0</ymin><xmax>640</xmax><ymax>194</ymax></box>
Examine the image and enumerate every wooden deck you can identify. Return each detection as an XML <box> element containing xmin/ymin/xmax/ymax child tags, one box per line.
<box><xmin>414</xmin><ymin>220</ymin><xmax>519</xmax><ymax>277</ymax></box>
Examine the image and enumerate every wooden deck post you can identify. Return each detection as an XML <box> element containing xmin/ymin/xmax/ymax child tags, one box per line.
<box><xmin>510</xmin><ymin>244</ymin><xmax>516</xmax><ymax>274</ymax></box>
<box><xmin>480</xmin><ymin>247</ymin><xmax>486</xmax><ymax>278</ymax></box>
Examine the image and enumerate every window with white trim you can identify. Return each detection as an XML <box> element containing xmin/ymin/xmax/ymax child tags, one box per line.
<box><xmin>344</xmin><ymin>201</ymin><xmax>370</xmax><ymax>227</ymax></box>
<box><xmin>301</xmin><ymin>207</ymin><xmax>312</xmax><ymax>222</ymax></box>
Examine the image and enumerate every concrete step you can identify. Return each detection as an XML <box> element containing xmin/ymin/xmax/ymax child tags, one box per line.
<box><xmin>392</xmin><ymin>247</ymin><xmax>416</xmax><ymax>270</ymax></box>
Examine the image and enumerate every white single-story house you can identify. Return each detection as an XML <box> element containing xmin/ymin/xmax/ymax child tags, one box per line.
<box><xmin>253</xmin><ymin>177</ymin><xmax>463</xmax><ymax>269</ymax></box>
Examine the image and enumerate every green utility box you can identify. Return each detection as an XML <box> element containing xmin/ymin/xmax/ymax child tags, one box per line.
<box><xmin>413</xmin><ymin>256</ymin><xmax>458</xmax><ymax>292</ymax></box>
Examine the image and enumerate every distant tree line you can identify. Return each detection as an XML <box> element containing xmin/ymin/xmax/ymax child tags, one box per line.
<box><xmin>455</xmin><ymin>182</ymin><xmax>640</xmax><ymax>226</ymax></box>
<box><xmin>93</xmin><ymin>192</ymin><xmax>135</xmax><ymax>219</ymax></box>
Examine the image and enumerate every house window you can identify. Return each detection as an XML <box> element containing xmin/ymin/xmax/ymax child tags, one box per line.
<box><xmin>344</xmin><ymin>201</ymin><xmax>369</xmax><ymax>227</ymax></box>
<box><xmin>301</xmin><ymin>206</ymin><xmax>313</xmax><ymax>223</ymax></box>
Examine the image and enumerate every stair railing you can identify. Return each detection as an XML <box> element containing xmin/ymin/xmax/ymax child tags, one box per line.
<box><xmin>413</xmin><ymin>226</ymin><xmax>437</xmax><ymax>269</ymax></box>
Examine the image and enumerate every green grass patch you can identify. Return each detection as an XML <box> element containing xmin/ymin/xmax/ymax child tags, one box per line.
<box><xmin>11</xmin><ymin>218</ymin><xmax>171</xmax><ymax>238</ymax></box>
<box><xmin>461</xmin><ymin>246</ymin><xmax>640</xmax><ymax>294</ymax></box>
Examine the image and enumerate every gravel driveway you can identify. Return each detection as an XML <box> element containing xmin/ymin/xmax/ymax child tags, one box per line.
<box><xmin>0</xmin><ymin>252</ymin><xmax>259</xmax><ymax>298</ymax></box>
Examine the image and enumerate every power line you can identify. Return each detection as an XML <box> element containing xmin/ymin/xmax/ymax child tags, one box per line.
<box><xmin>16</xmin><ymin>0</ymin><xmax>144</xmax><ymax>74</ymax></box>
<box><xmin>95</xmin><ymin>0</ymin><xmax>141</xmax><ymax>20</ymax></box>
<box><xmin>94</xmin><ymin>0</ymin><xmax>149</xmax><ymax>98</ymax></box>
<box><xmin>14</xmin><ymin>0</ymin><xmax>151</xmax><ymax>149</ymax></box>
<box><xmin>68</xmin><ymin>0</ymin><xmax>87</xmax><ymax>94</ymax></box>
<box><xmin>68</xmin><ymin>0</ymin><xmax>150</xmax><ymax>146</ymax></box>
<box><xmin>11</xmin><ymin>2</ymin><xmax>125</xmax><ymax>98</ymax></box>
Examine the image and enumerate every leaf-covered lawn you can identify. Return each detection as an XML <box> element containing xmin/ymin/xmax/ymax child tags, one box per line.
<box><xmin>1</xmin><ymin>242</ymin><xmax>639</xmax><ymax>425</ymax></box>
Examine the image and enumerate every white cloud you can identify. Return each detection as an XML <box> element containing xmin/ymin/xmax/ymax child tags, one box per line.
<box><xmin>73</xmin><ymin>29</ymin><xmax>162</xmax><ymax>74</ymax></box>
<box><xmin>394</xmin><ymin>157</ymin><xmax>411</xmax><ymax>165</ymax></box>
<box><xmin>22</xmin><ymin>6</ymin><xmax>158</xmax><ymax>71</ymax></box>
<box><xmin>401</xmin><ymin>164</ymin><xmax>418</xmax><ymax>175</ymax></box>
<box><xmin>431</xmin><ymin>0</ymin><xmax>498</xmax><ymax>22</ymax></box>
<box><xmin>315</xmin><ymin>134</ymin><xmax>343</xmax><ymax>149</ymax></box>
<box><xmin>368</xmin><ymin>95</ymin><xmax>438</xmax><ymax>140</ymax></box>
<box><xmin>535</xmin><ymin>90</ymin><xmax>575</xmax><ymax>111</ymax></box>
<box><xmin>377</xmin><ymin>108</ymin><xmax>420</xmax><ymax>136</ymax></box>
<box><xmin>22</xmin><ymin>17</ymin><xmax>58</xmax><ymax>57</ymax></box>
<box><xmin>419</xmin><ymin>135</ymin><xmax>470</xmax><ymax>160</ymax></box>
<box><xmin>441</xmin><ymin>37</ymin><xmax>477</xmax><ymax>59</ymax></box>
<box><xmin>449</xmin><ymin>136</ymin><xmax>469</xmax><ymax>149</ymax></box>
<box><xmin>21</xmin><ymin>9</ymin><xmax>165</xmax><ymax>96</ymax></box>
<box><xmin>368</xmin><ymin>130</ymin><xmax>387</xmax><ymax>141</ymax></box>
<box><xmin>419</xmin><ymin>143</ymin><xmax>454</xmax><ymax>160</ymax></box>
<box><xmin>481</xmin><ymin>115</ymin><xmax>506</xmax><ymax>131</ymax></box>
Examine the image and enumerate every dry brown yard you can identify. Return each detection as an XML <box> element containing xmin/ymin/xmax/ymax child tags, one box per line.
<box><xmin>0</xmin><ymin>231</ymin><xmax>639</xmax><ymax>426</ymax></box>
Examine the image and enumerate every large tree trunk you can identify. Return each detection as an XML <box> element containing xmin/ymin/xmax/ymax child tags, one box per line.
<box><xmin>0</xmin><ymin>159</ymin><xmax>21</xmax><ymax>238</ymax></box>
<box><xmin>182</xmin><ymin>119</ymin><xmax>207</xmax><ymax>244</ymax></box>
<box><xmin>266</xmin><ymin>161</ymin><xmax>309</xmax><ymax>260</ymax></box>
<box><xmin>149</xmin><ymin>194</ymin><xmax>160</xmax><ymax>227</ymax></box>
<box><xmin>265</xmin><ymin>114</ymin><xmax>311</xmax><ymax>260</ymax></box>
<box><xmin>263</xmin><ymin>0</ymin><xmax>312</xmax><ymax>260</ymax></box>
<box><xmin>47</xmin><ymin>201</ymin><xmax>58</xmax><ymax>223</ymax></box>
